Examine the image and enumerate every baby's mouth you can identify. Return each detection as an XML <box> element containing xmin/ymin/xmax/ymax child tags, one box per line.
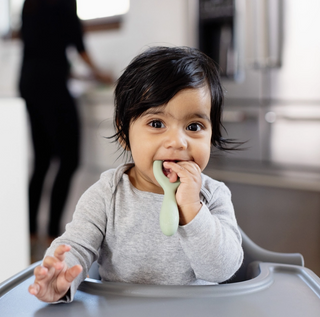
<box><xmin>162</xmin><ymin>160</ymin><xmax>177</xmax><ymax>177</ymax></box>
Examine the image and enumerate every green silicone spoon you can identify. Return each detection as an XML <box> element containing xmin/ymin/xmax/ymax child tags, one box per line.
<box><xmin>153</xmin><ymin>160</ymin><xmax>181</xmax><ymax>236</ymax></box>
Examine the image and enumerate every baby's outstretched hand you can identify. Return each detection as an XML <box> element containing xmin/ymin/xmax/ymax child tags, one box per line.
<box><xmin>162</xmin><ymin>161</ymin><xmax>202</xmax><ymax>225</ymax></box>
<box><xmin>28</xmin><ymin>244</ymin><xmax>82</xmax><ymax>303</ymax></box>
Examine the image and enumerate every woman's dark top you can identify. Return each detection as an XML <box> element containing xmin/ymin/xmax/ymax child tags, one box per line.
<box><xmin>19</xmin><ymin>0</ymin><xmax>85</xmax><ymax>98</ymax></box>
<box><xmin>19</xmin><ymin>0</ymin><xmax>84</xmax><ymax>237</ymax></box>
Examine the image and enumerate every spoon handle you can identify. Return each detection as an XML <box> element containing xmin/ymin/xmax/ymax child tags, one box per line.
<box><xmin>160</xmin><ymin>190</ymin><xmax>180</xmax><ymax>236</ymax></box>
<box><xmin>153</xmin><ymin>160</ymin><xmax>180</xmax><ymax>236</ymax></box>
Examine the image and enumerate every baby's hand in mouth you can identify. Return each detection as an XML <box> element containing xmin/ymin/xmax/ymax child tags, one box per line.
<box><xmin>162</xmin><ymin>160</ymin><xmax>202</xmax><ymax>225</ymax></box>
<box><xmin>162</xmin><ymin>161</ymin><xmax>179</xmax><ymax>183</ymax></box>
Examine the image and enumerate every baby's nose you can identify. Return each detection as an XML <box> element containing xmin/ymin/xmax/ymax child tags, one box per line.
<box><xmin>164</xmin><ymin>130</ymin><xmax>187</xmax><ymax>150</ymax></box>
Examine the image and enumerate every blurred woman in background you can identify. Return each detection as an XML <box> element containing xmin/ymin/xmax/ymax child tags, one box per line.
<box><xmin>18</xmin><ymin>0</ymin><xmax>112</xmax><ymax>261</ymax></box>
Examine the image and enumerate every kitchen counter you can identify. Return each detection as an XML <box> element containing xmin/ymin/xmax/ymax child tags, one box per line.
<box><xmin>206</xmin><ymin>156</ymin><xmax>320</xmax><ymax>275</ymax></box>
<box><xmin>74</xmin><ymin>85</ymin><xmax>126</xmax><ymax>172</ymax></box>
<box><xmin>205</xmin><ymin>157</ymin><xmax>320</xmax><ymax>192</ymax></box>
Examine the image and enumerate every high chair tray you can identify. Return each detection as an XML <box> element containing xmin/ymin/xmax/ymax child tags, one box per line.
<box><xmin>1</xmin><ymin>262</ymin><xmax>320</xmax><ymax>317</ymax></box>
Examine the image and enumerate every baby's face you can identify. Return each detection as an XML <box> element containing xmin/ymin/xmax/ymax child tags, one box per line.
<box><xmin>127</xmin><ymin>86</ymin><xmax>212</xmax><ymax>194</ymax></box>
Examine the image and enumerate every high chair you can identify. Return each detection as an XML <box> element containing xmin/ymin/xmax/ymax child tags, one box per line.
<box><xmin>0</xmin><ymin>228</ymin><xmax>319</xmax><ymax>317</ymax></box>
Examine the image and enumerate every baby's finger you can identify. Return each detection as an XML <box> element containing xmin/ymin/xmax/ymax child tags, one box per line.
<box><xmin>54</xmin><ymin>244</ymin><xmax>71</xmax><ymax>262</ymax></box>
<box><xmin>28</xmin><ymin>283</ymin><xmax>40</xmax><ymax>296</ymax></box>
<box><xmin>64</xmin><ymin>265</ymin><xmax>83</xmax><ymax>283</ymax></box>
<box><xmin>162</xmin><ymin>162</ymin><xmax>179</xmax><ymax>182</ymax></box>
<box><xmin>42</xmin><ymin>255</ymin><xmax>64</xmax><ymax>271</ymax></box>
<box><xmin>177</xmin><ymin>161</ymin><xmax>201</xmax><ymax>174</ymax></box>
<box><xmin>172</xmin><ymin>161</ymin><xmax>201</xmax><ymax>181</ymax></box>
<box><xmin>163</xmin><ymin>162</ymin><xmax>186</xmax><ymax>182</ymax></box>
<box><xmin>33</xmin><ymin>265</ymin><xmax>48</xmax><ymax>280</ymax></box>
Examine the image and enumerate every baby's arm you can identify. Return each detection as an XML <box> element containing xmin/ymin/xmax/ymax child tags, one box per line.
<box><xmin>28</xmin><ymin>245</ymin><xmax>83</xmax><ymax>303</ymax></box>
<box><xmin>178</xmin><ymin>181</ymin><xmax>243</xmax><ymax>283</ymax></box>
<box><xmin>163</xmin><ymin>161</ymin><xmax>243</xmax><ymax>282</ymax></box>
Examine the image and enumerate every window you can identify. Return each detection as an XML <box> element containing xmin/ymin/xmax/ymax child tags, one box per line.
<box><xmin>77</xmin><ymin>0</ymin><xmax>130</xmax><ymax>32</ymax></box>
<box><xmin>77</xmin><ymin>0</ymin><xmax>129</xmax><ymax>21</ymax></box>
<box><xmin>0</xmin><ymin>0</ymin><xmax>130</xmax><ymax>38</ymax></box>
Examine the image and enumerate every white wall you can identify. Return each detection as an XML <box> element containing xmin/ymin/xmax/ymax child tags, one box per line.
<box><xmin>0</xmin><ymin>98</ymin><xmax>29</xmax><ymax>283</ymax></box>
<box><xmin>0</xmin><ymin>39</ymin><xmax>22</xmax><ymax>97</ymax></box>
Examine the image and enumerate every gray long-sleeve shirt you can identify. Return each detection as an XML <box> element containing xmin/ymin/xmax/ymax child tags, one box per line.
<box><xmin>47</xmin><ymin>163</ymin><xmax>243</xmax><ymax>302</ymax></box>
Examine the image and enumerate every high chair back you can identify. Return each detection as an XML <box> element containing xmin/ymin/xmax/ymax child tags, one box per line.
<box><xmin>229</xmin><ymin>227</ymin><xmax>304</xmax><ymax>282</ymax></box>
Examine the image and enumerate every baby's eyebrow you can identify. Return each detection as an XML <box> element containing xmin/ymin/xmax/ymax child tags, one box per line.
<box><xmin>142</xmin><ymin>107</ymin><xmax>166</xmax><ymax>116</ymax></box>
<box><xmin>142</xmin><ymin>107</ymin><xmax>211</xmax><ymax>123</ymax></box>
<box><xmin>184</xmin><ymin>113</ymin><xmax>211</xmax><ymax>122</ymax></box>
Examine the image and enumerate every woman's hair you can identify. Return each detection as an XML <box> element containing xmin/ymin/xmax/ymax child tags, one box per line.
<box><xmin>112</xmin><ymin>46</ymin><xmax>236</xmax><ymax>154</ymax></box>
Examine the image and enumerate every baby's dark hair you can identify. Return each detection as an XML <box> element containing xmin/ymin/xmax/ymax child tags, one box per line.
<box><xmin>113</xmin><ymin>46</ymin><xmax>234</xmax><ymax>153</ymax></box>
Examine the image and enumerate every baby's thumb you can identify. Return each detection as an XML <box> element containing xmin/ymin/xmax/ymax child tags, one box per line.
<box><xmin>65</xmin><ymin>265</ymin><xmax>83</xmax><ymax>283</ymax></box>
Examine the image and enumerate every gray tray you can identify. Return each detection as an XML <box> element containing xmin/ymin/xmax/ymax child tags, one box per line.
<box><xmin>1</xmin><ymin>261</ymin><xmax>320</xmax><ymax>317</ymax></box>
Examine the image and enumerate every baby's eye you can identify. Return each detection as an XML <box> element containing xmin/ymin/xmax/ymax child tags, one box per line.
<box><xmin>149</xmin><ymin>120</ymin><xmax>165</xmax><ymax>129</ymax></box>
<box><xmin>187</xmin><ymin>123</ymin><xmax>203</xmax><ymax>132</ymax></box>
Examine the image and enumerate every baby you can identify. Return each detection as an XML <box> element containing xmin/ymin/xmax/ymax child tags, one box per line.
<box><xmin>28</xmin><ymin>46</ymin><xmax>243</xmax><ymax>303</ymax></box>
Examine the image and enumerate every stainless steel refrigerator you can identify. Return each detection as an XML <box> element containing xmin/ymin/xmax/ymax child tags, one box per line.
<box><xmin>198</xmin><ymin>0</ymin><xmax>320</xmax><ymax>169</ymax></box>
<box><xmin>194</xmin><ymin>0</ymin><xmax>320</xmax><ymax>275</ymax></box>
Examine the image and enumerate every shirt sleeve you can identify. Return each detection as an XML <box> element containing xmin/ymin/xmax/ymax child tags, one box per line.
<box><xmin>177</xmin><ymin>180</ymin><xmax>243</xmax><ymax>283</ymax></box>
<box><xmin>45</xmin><ymin>178</ymin><xmax>109</xmax><ymax>302</ymax></box>
<box><xmin>65</xmin><ymin>0</ymin><xmax>86</xmax><ymax>53</ymax></box>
